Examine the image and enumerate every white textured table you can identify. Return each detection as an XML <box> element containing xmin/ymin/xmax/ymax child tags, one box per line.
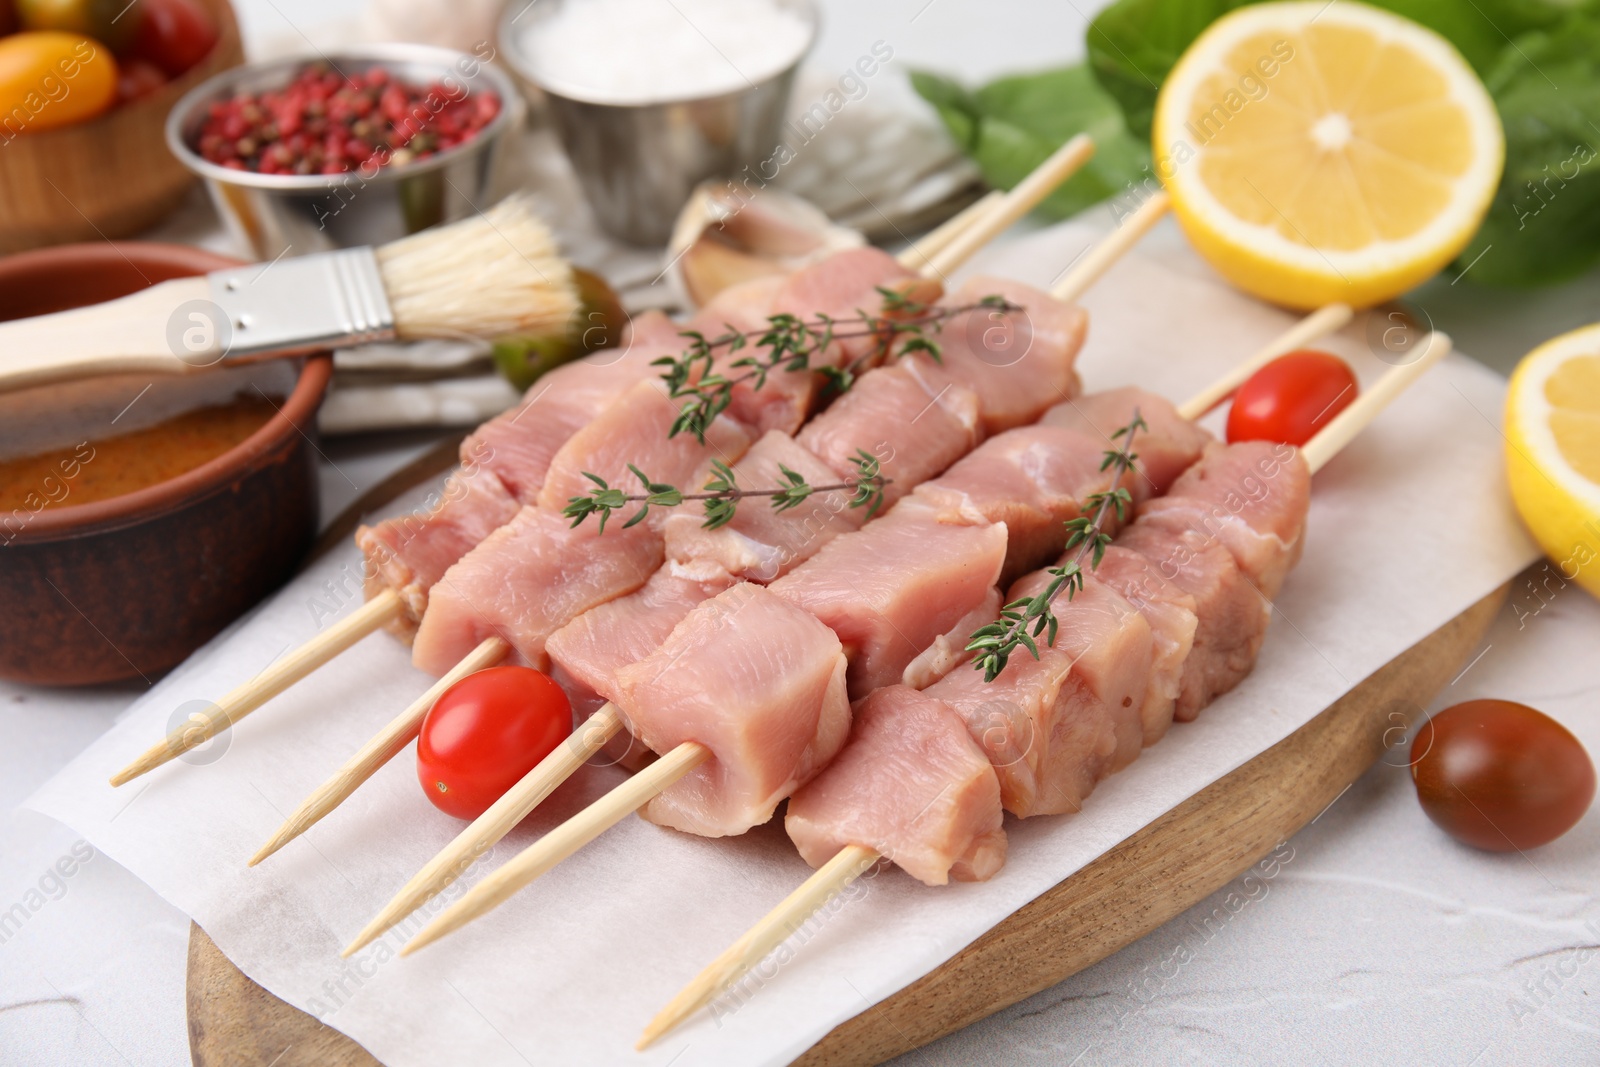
<box><xmin>3</xmin><ymin>0</ymin><xmax>1598</xmax><ymax>1063</ymax></box>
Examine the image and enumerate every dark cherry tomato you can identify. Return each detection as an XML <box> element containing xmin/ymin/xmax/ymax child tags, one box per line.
<box><xmin>416</xmin><ymin>666</ymin><xmax>572</xmax><ymax>820</ymax></box>
<box><xmin>1226</xmin><ymin>350</ymin><xmax>1359</xmax><ymax>447</ymax></box>
<box><xmin>129</xmin><ymin>0</ymin><xmax>215</xmax><ymax>77</ymax></box>
<box><xmin>1410</xmin><ymin>699</ymin><xmax>1594</xmax><ymax>852</ymax></box>
<box><xmin>115</xmin><ymin>57</ymin><xmax>167</xmax><ymax>102</ymax></box>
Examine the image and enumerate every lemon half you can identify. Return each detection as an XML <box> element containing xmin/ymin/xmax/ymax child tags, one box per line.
<box><xmin>1506</xmin><ymin>324</ymin><xmax>1600</xmax><ymax>599</ymax></box>
<box><xmin>1153</xmin><ymin>1</ymin><xmax>1504</xmax><ymax>309</ymax></box>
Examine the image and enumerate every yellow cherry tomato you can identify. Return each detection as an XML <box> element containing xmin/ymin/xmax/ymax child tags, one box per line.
<box><xmin>16</xmin><ymin>0</ymin><xmax>134</xmax><ymax>51</ymax></box>
<box><xmin>0</xmin><ymin>32</ymin><xmax>119</xmax><ymax>135</ymax></box>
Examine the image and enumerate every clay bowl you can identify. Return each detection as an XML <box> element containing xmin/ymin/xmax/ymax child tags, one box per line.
<box><xmin>0</xmin><ymin>0</ymin><xmax>246</xmax><ymax>254</ymax></box>
<box><xmin>0</xmin><ymin>243</ymin><xmax>332</xmax><ymax>686</ymax></box>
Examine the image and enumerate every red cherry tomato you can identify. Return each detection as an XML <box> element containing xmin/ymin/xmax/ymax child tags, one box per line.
<box><xmin>416</xmin><ymin>666</ymin><xmax>572</xmax><ymax>820</ymax></box>
<box><xmin>129</xmin><ymin>0</ymin><xmax>215</xmax><ymax>77</ymax></box>
<box><xmin>116</xmin><ymin>57</ymin><xmax>168</xmax><ymax>102</ymax></box>
<box><xmin>1226</xmin><ymin>350</ymin><xmax>1359</xmax><ymax>447</ymax></box>
<box><xmin>1410</xmin><ymin>699</ymin><xmax>1594</xmax><ymax>852</ymax></box>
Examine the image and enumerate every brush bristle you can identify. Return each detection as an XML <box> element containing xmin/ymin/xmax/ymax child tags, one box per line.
<box><xmin>375</xmin><ymin>196</ymin><xmax>579</xmax><ymax>341</ymax></box>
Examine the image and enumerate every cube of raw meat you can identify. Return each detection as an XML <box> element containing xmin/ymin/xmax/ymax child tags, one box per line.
<box><xmin>546</xmin><ymin>565</ymin><xmax>736</xmax><ymax>710</ymax></box>
<box><xmin>411</xmin><ymin>507</ymin><xmax>662</xmax><ymax>676</ymax></box>
<box><xmin>464</xmin><ymin>310</ymin><xmax>685</xmax><ymax>502</ymax></box>
<box><xmin>773</xmin><ymin>247</ymin><xmax>942</xmax><ymax>367</ymax></box>
<box><xmin>1006</xmin><ymin>569</ymin><xmax>1152</xmax><ymax>773</ymax></box>
<box><xmin>1135</xmin><ymin>441</ymin><xmax>1310</xmax><ymax>599</ymax></box>
<box><xmin>1115</xmin><ymin>522</ymin><xmax>1269</xmax><ymax>721</ymax></box>
<box><xmin>901</xmin><ymin>588</ymin><xmax>1001</xmax><ymax>691</ymax></box>
<box><xmin>770</xmin><ymin>499</ymin><xmax>1007</xmax><ymax>699</ymax></box>
<box><xmin>536</xmin><ymin>379</ymin><xmax>751</xmax><ymax>519</ymax></box>
<box><xmin>928</xmin><ymin>641</ymin><xmax>1114</xmax><ymax>819</ymax></box>
<box><xmin>356</xmin><ymin>463</ymin><xmax>520</xmax><ymax>634</ymax></box>
<box><xmin>547</xmin><ymin>565</ymin><xmax>735</xmax><ymax>775</ymax></box>
<box><xmin>662</xmin><ymin>431</ymin><xmax>868</xmax><ymax>583</ymax></box>
<box><xmin>615</xmin><ymin>584</ymin><xmax>851</xmax><ymax>837</ymax></box>
<box><xmin>1041</xmin><ymin>387</ymin><xmax>1214</xmax><ymax>496</ymax></box>
<box><xmin>797</xmin><ymin>363</ymin><xmax>980</xmax><ymax>511</ymax></box>
<box><xmin>693</xmin><ymin>275</ymin><xmax>820</xmax><ymax>436</ymax></box>
<box><xmin>786</xmin><ymin>685</ymin><xmax>1006</xmax><ymax>886</ymax></box>
<box><xmin>911</xmin><ymin>276</ymin><xmax>1088</xmax><ymax>434</ymax></box>
<box><xmin>928</xmin><ymin>570</ymin><xmax>1152</xmax><ymax>818</ymax></box>
<box><xmin>914</xmin><ymin>425</ymin><xmax>1115</xmax><ymax>586</ymax></box>
<box><xmin>1092</xmin><ymin>546</ymin><xmax>1198</xmax><ymax>746</ymax></box>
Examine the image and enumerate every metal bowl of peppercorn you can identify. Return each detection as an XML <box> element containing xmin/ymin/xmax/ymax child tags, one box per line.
<box><xmin>165</xmin><ymin>43</ymin><xmax>518</xmax><ymax>259</ymax></box>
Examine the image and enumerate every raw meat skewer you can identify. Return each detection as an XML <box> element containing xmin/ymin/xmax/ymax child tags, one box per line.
<box><xmin>639</xmin><ymin>332</ymin><xmax>1453</xmax><ymax>1046</ymax></box>
<box><xmin>336</xmin><ymin>199</ymin><xmax>1190</xmax><ymax>953</ymax></box>
<box><xmin>108</xmin><ymin>135</ymin><xmax>1097</xmax><ymax>790</ymax></box>
<box><xmin>392</xmin><ymin>304</ymin><xmax>1357</xmax><ymax>958</ymax></box>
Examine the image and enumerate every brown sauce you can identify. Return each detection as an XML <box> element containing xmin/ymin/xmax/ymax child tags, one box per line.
<box><xmin>0</xmin><ymin>396</ymin><xmax>280</xmax><ymax>513</ymax></box>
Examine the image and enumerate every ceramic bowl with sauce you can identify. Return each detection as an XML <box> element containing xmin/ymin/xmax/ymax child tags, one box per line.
<box><xmin>0</xmin><ymin>243</ymin><xmax>332</xmax><ymax>686</ymax></box>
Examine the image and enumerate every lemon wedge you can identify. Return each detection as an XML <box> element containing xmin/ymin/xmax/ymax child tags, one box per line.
<box><xmin>1153</xmin><ymin>1</ymin><xmax>1504</xmax><ymax>309</ymax></box>
<box><xmin>1506</xmin><ymin>324</ymin><xmax>1600</xmax><ymax>599</ymax></box>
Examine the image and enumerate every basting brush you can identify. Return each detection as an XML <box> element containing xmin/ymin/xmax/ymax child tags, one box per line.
<box><xmin>0</xmin><ymin>196</ymin><xmax>578</xmax><ymax>392</ymax></box>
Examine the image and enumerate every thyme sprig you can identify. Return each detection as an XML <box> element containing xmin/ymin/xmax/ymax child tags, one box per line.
<box><xmin>655</xmin><ymin>289</ymin><xmax>1019</xmax><ymax>442</ymax></box>
<box><xmin>563</xmin><ymin>450</ymin><xmax>888</xmax><ymax>533</ymax></box>
<box><xmin>966</xmin><ymin>410</ymin><xmax>1148</xmax><ymax>683</ymax></box>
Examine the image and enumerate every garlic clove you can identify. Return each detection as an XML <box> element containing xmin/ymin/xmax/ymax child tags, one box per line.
<box><xmin>667</xmin><ymin>182</ymin><xmax>864</xmax><ymax>309</ymax></box>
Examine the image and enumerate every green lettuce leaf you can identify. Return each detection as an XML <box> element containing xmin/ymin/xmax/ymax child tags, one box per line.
<box><xmin>1458</xmin><ymin>14</ymin><xmax>1600</xmax><ymax>285</ymax></box>
<box><xmin>910</xmin><ymin>65</ymin><xmax>1152</xmax><ymax>220</ymax></box>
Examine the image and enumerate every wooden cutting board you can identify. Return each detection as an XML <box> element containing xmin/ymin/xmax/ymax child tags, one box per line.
<box><xmin>184</xmin><ymin>441</ymin><xmax>1510</xmax><ymax>1066</ymax></box>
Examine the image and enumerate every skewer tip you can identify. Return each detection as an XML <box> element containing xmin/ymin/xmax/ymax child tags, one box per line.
<box><xmin>400</xmin><ymin>908</ymin><xmax>467</xmax><ymax>956</ymax></box>
<box><xmin>397</xmin><ymin>930</ymin><xmax>433</xmax><ymax>957</ymax></box>
<box><xmin>109</xmin><ymin>747</ymin><xmax>163</xmax><ymax>786</ymax></box>
<box><xmin>637</xmin><ymin>1006</ymin><xmax>695</xmax><ymax>1051</ymax></box>
<box><xmin>341</xmin><ymin>910</ymin><xmax>401</xmax><ymax>958</ymax></box>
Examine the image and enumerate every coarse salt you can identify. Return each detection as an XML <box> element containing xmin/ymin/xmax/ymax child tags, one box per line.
<box><xmin>516</xmin><ymin>0</ymin><xmax>812</xmax><ymax>105</ymax></box>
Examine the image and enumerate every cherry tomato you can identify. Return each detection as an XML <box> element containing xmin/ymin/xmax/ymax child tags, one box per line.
<box><xmin>115</xmin><ymin>56</ymin><xmax>166</xmax><ymax>102</ymax></box>
<box><xmin>1410</xmin><ymin>699</ymin><xmax>1594</xmax><ymax>852</ymax></box>
<box><xmin>0</xmin><ymin>32</ymin><xmax>118</xmax><ymax>133</ymax></box>
<box><xmin>0</xmin><ymin>0</ymin><xmax>18</xmax><ymax>38</ymax></box>
<box><xmin>416</xmin><ymin>666</ymin><xmax>572</xmax><ymax>820</ymax></box>
<box><xmin>128</xmin><ymin>0</ymin><xmax>215</xmax><ymax>77</ymax></box>
<box><xmin>1226</xmin><ymin>350</ymin><xmax>1359</xmax><ymax>447</ymax></box>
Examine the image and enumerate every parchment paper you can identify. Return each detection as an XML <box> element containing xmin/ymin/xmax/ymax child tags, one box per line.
<box><xmin>27</xmin><ymin>221</ymin><xmax>1539</xmax><ymax>1066</ymax></box>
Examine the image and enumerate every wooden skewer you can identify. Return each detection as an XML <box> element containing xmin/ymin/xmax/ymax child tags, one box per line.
<box><xmin>922</xmin><ymin>134</ymin><xmax>1095</xmax><ymax>280</ymax></box>
<box><xmin>637</xmin><ymin>843</ymin><xmax>879</xmax><ymax>1049</ymax></box>
<box><xmin>249</xmin><ymin>635</ymin><xmax>509</xmax><ymax>866</ymax></box>
<box><xmin>108</xmin><ymin>590</ymin><xmax>402</xmax><ymax>787</ymax></box>
<box><xmin>1303</xmin><ymin>330</ymin><xmax>1451</xmax><ymax>474</ymax></box>
<box><xmin>894</xmin><ymin>190</ymin><xmax>1004</xmax><ymax>271</ymax></box>
<box><xmin>339</xmin><ymin>701</ymin><xmax>624</xmax><ymax>954</ymax></box>
<box><xmin>1175</xmin><ymin>302</ymin><xmax>1354</xmax><ymax>421</ymax></box>
<box><xmin>1048</xmin><ymin>190</ymin><xmax>1170</xmax><ymax>304</ymax></box>
<box><xmin>639</xmin><ymin>330</ymin><xmax>1458</xmax><ymax>1046</ymax></box>
<box><xmin>399</xmin><ymin>740</ymin><xmax>711</xmax><ymax>956</ymax></box>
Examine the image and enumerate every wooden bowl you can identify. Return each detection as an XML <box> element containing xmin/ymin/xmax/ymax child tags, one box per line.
<box><xmin>0</xmin><ymin>243</ymin><xmax>332</xmax><ymax>686</ymax></box>
<box><xmin>0</xmin><ymin>0</ymin><xmax>246</xmax><ymax>254</ymax></box>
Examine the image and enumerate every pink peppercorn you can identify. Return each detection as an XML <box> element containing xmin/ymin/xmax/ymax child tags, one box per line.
<box><xmin>196</xmin><ymin>62</ymin><xmax>498</xmax><ymax>176</ymax></box>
